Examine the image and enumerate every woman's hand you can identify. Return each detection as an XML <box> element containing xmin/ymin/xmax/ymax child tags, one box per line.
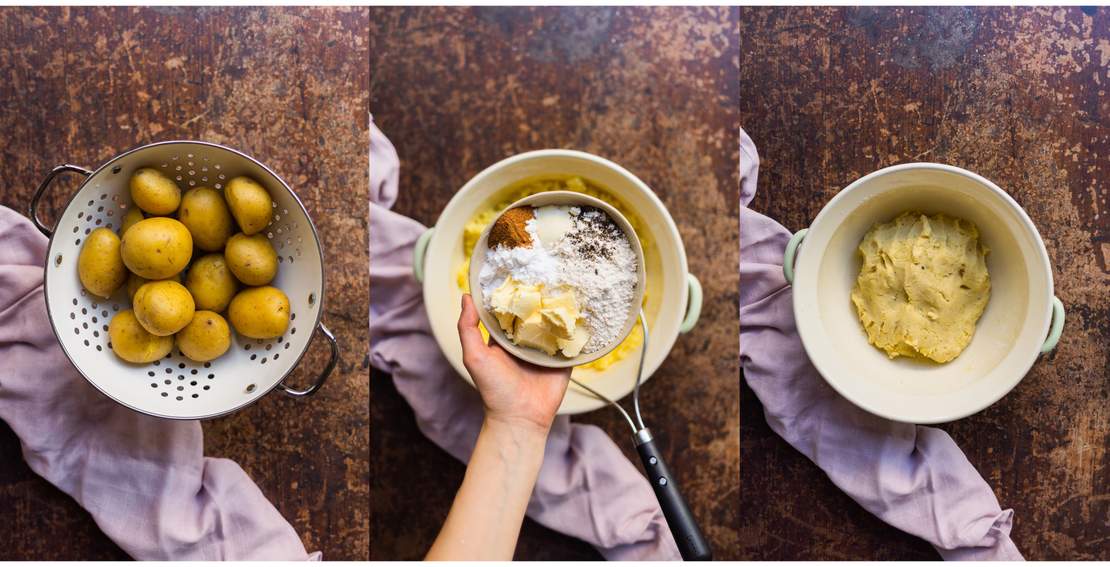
<box><xmin>426</xmin><ymin>294</ymin><xmax>572</xmax><ymax>560</ymax></box>
<box><xmin>457</xmin><ymin>293</ymin><xmax>571</xmax><ymax>435</ymax></box>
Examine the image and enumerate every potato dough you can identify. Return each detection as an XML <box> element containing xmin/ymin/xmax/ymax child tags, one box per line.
<box><xmin>178</xmin><ymin>187</ymin><xmax>235</xmax><ymax>251</ymax></box>
<box><xmin>177</xmin><ymin>311</ymin><xmax>232</xmax><ymax>362</ymax></box>
<box><xmin>851</xmin><ymin>212</ymin><xmax>991</xmax><ymax>363</ymax></box>
<box><xmin>133</xmin><ymin>280</ymin><xmax>196</xmax><ymax>336</ymax></box>
<box><xmin>120</xmin><ymin>217</ymin><xmax>193</xmax><ymax>280</ymax></box>
<box><xmin>78</xmin><ymin>228</ymin><xmax>127</xmax><ymax>299</ymax></box>
<box><xmin>224</xmin><ymin>232</ymin><xmax>278</xmax><ymax>286</ymax></box>
<box><xmin>228</xmin><ymin>286</ymin><xmax>290</xmax><ymax>339</ymax></box>
<box><xmin>225</xmin><ymin>176</ymin><xmax>273</xmax><ymax>235</ymax></box>
<box><xmin>185</xmin><ymin>254</ymin><xmax>239</xmax><ymax>312</ymax></box>
<box><xmin>129</xmin><ymin>167</ymin><xmax>181</xmax><ymax>215</ymax></box>
<box><xmin>108</xmin><ymin>309</ymin><xmax>174</xmax><ymax>363</ymax></box>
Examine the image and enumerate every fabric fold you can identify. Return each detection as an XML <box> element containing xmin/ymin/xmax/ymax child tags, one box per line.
<box><xmin>369</xmin><ymin>120</ymin><xmax>680</xmax><ymax>560</ymax></box>
<box><xmin>738</xmin><ymin>128</ymin><xmax>1022</xmax><ymax>561</ymax></box>
<box><xmin>0</xmin><ymin>205</ymin><xmax>314</xmax><ymax>561</ymax></box>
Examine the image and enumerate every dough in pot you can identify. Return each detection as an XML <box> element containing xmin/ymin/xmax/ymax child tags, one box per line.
<box><xmin>850</xmin><ymin>212</ymin><xmax>991</xmax><ymax>363</ymax></box>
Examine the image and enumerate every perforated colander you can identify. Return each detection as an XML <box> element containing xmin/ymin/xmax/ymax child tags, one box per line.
<box><xmin>28</xmin><ymin>140</ymin><xmax>337</xmax><ymax>420</ymax></box>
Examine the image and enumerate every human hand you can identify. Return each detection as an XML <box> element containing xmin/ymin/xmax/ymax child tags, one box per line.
<box><xmin>457</xmin><ymin>294</ymin><xmax>571</xmax><ymax>435</ymax></box>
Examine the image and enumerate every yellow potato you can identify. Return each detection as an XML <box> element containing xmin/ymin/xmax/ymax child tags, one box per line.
<box><xmin>108</xmin><ymin>309</ymin><xmax>173</xmax><ymax>363</ymax></box>
<box><xmin>185</xmin><ymin>254</ymin><xmax>239</xmax><ymax>312</ymax></box>
<box><xmin>126</xmin><ymin>272</ymin><xmax>182</xmax><ymax>301</ymax></box>
<box><xmin>176</xmin><ymin>311</ymin><xmax>232</xmax><ymax>362</ymax></box>
<box><xmin>228</xmin><ymin>286</ymin><xmax>290</xmax><ymax>339</ymax></box>
<box><xmin>225</xmin><ymin>176</ymin><xmax>273</xmax><ymax>235</ymax></box>
<box><xmin>119</xmin><ymin>208</ymin><xmax>144</xmax><ymax>236</ymax></box>
<box><xmin>224</xmin><ymin>232</ymin><xmax>278</xmax><ymax>286</ymax></box>
<box><xmin>133</xmin><ymin>280</ymin><xmax>195</xmax><ymax>336</ymax></box>
<box><xmin>129</xmin><ymin>167</ymin><xmax>181</xmax><ymax>215</ymax></box>
<box><xmin>178</xmin><ymin>186</ymin><xmax>234</xmax><ymax>251</ymax></box>
<box><xmin>77</xmin><ymin>228</ymin><xmax>127</xmax><ymax>299</ymax></box>
<box><xmin>120</xmin><ymin>217</ymin><xmax>193</xmax><ymax>279</ymax></box>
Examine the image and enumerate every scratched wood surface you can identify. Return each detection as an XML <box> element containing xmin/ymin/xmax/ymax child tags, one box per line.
<box><xmin>370</xmin><ymin>6</ymin><xmax>741</xmax><ymax>560</ymax></box>
<box><xmin>0</xmin><ymin>7</ymin><xmax>370</xmax><ymax>560</ymax></box>
<box><xmin>740</xmin><ymin>6</ymin><xmax>1109</xmax><ymax>560</ymax></box>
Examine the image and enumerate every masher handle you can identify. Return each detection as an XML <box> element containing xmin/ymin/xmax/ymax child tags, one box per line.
<box><xmin>636</xmin><ymin>434</ymin><xmax>713</xmax><ymax>561</ymax></box>
<box><xmin>28</xmin><ymin>164</ymin><xmax>92</xmax><ymax>237</ymax></box>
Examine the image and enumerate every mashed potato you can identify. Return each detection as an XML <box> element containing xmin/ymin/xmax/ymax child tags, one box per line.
<box><xmin>457</xmin><ymin>176</ymin><xmax>650</xmax><ymax>372</ymax></box>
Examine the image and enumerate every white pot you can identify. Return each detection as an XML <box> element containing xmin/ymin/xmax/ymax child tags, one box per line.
<box><xmin>784</xmin><ymin>163</ymin><xmax>1065</xmax><ymax>424</ymax></box>
<box><xmin>413</xmin><ymin>149</ymin><xmax>702</xmax><ymax>415</ymax></box>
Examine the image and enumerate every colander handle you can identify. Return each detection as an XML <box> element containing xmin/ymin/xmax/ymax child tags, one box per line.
<box><xmin>783</xmin><ymin>228</ymin><xmax>808</xmax><ymax>285</ymax></box>
<box><xmin>29</xmin><ymin>164</ymin><xmax>92</xmax><ymax>237</ymax></box>
<box><xmin>280</xmin><ymin>323</ymin><xmax>338</xmax><ymax>398</ymax></box>
<box><xmin>412</xmin><ymin>227</ymin><xmax>434</xmax><ymax>284</ymax></box>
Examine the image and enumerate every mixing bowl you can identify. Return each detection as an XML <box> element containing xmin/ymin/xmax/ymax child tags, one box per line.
<box><xmin>413</xmin><ymin>149</ymin><xmax>702</xmax><ymax>414</ymax></box>
<box><xmin>783</xmin><ymin>163</ymin><xmax>1065</xmax><ymax>424</ymax></box>
<box><xmin>467</xmin><ymin>191</ymin><xmax>647</xmax><ymax>368</ymax></box>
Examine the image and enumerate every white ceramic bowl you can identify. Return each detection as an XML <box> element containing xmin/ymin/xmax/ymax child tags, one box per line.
<box><xmin>467</xmin><ymin>191</ymin><xmax>647</xmax><ymax>368</ymax></box>
<box><xmin>413</xmin><ymin>149</ymin><xmax>702</xmax><ymax>415</ymax></box>
<box><xmin>786</xmin><ymin>163</ymin><xmax>1065</xmax><ymax>424</ymax></box>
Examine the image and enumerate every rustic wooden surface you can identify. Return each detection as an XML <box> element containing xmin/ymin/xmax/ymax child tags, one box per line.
<box><xmin>740</xmin><ymin>6</ymin><xmax>1109</xmax><ymax>560</ymax></box>
<box><xmin>370</xmin><ymin>7</ymin><xmax>741</xmax><ymax>560</ymax></box>
<box><xmin>0</xmin><ymin>7</ymin><xmax>370</xmax><ymax>560</ymax></box>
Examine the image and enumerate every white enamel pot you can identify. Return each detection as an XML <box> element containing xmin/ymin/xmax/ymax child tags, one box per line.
<box><xmin>412</xmin><ymin>149</ymin><xmax>703</xmax><ymax>415</ymax></box>
<box><xmin>783</xmin><ymin>163</ymin><xmax>1065</xmax><ymax>424</ymax></box>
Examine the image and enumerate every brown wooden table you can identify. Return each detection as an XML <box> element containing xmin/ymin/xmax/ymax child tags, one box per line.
<box><xmin>370</xmin><ymin>6</ymin><xmax>741</xmax><ymax>560</ymax></box>
<box><xmin>0</xmin><ymin>7</ymin><xmax>370</xmax><ymax>560</ymax></box>
<box><xmin>740</xmin><ymin>6</ymin><xmax>1109</xmax><ymax>560</ymax></box>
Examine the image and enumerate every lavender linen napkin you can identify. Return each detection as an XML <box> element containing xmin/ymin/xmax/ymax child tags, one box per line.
<box><xmin>739</xmin><ymin>129</ymin><xmax>1022</xmax><ymax>560</ymax></box>
<box><xmin>369</xmin><ymin>121</ymin><xmax>680</xmax><ymax>560</ymax></box>
<box><xmin>0</xmin><ymin>206</ymin><xmax>315</xmax><ymax>560</ymax></box>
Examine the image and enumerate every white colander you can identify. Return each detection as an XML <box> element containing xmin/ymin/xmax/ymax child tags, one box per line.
<box><xmin>29</xmin><ymin>140</ymin><xmax>337</xmax><ymax>420</ymax></box>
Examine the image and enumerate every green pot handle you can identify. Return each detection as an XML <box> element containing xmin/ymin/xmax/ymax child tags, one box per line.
<box><xmin>1040</xmin><ymin>296</ymin><xmax>1065</xmax><ymax>354</ymax></box>
<box><xmin>412</xmin><ymin>228</ymin><xmax>434</xmax><ymax>284</ymax></box>
<box><xmin>783</xmin><ymin>228</ymin><xmax>808</xmax><ymax>285</ymax></box>
<box><xmin>679</xmin><ymin>273</ymin><xmax>702</xmax><ymax>334</ymax></box>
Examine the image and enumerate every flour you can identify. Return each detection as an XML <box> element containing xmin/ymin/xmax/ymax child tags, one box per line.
<box><xmin>479</xmin><ymin>205</ymin><xmax>638</xmax><ymax>355</ymax></box>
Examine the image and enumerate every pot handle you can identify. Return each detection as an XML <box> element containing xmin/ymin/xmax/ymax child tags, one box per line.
<box><xmin>783</xmin><ymin>228</ymin><xmax>808</xmax><ymax>285</ymax></box>
<box><xmin>29</xmin><ymin>164</ymin><xmax>93</xmax><ymax>237</ymax></box>
<box><xmin>1040</xmin><ymin>296</ymin><xmax>1065</xmax><ymax>354</ymax></box>
<box><xmin>280</xmin><ymin>323</ymin><xmax>338</xmax><ymax>398</ymax></box>
<box><xmin>413</xmin><ymin>227</ymin><xmax>434</xmax><ymax>284</ymax></box>
<box><xmin>679</xmin><ymin>274</ymin><xmax>702</xmax><ymax>334</ymax></box>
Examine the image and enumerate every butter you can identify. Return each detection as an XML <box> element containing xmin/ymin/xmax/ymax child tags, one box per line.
<box><xmin>487</xmin><ymin>276</ymin><xmax>590</xmax><ymax>357</ymax></box>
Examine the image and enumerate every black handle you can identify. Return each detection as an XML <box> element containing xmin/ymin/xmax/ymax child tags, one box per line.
<box><xmin>635</xmin><ymin>433</ymin><xmax>712</xmax><ymax>561</ymax></box>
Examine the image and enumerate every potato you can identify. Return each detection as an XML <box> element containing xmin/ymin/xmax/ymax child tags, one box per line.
<box><xmin>225</xmin><ymin>176</ymin><xmax>272</xmax><ymax>235</ymax></box>
<box><xmin>108</xmin><ymin>309</ymin><xmax>173</xmax><ymax>363</ymax></box>
<box><xmin>224</xmin><ymin>232</ymin><xmax>278</xmax><ymax>286</ymax></box>
<box><xmin>119</xmin><ymin>208</ymin><xmax>144</xmax><ymax>236</ymax></box>
<box><xmin>77</xmin><ymin>228</ymin><xmax>127</xmax><ymax>299</ymax></box>
<box><xmin>129</xmin><ymin>167</ymin><xmax>181</xmax><ymax>215</ymax></box>
<box><xmin>176</xmin><ymin>311</ymin><xmax>231</xmax><ymax>362</ymax></box>
<box><xmin>126</xmin><ymin>272</ymin><xmax>182</xmax><ymax>301</ymax></box>
<box><xmin>185</xmin><ymin>254</ymin><xmax>239</xmax><ymax>312</ymax></box>
<box><xmin>178</xmin><ymin>187</ymin><xmax>234</xmax><ymax>251</ymax></box>
<box><xmin>120</xmin><ymin>217</ymin><xmax>193</xmax><ymax>280</ymax></box>
<box><xmin>133</xmin><ymin>280</ymin><xmax>195</xmax><ymax>336</ymax></box>
<box><xmin>228</xmin><ymin>286</ymin><xmax>290</xmax><ymax>339</ymax></box>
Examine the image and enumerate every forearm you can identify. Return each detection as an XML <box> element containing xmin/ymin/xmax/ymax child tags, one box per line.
<box><xmin>426</xmin><ymin>418</ymin><xmax>548</xmax><ymax>560</ymax></box>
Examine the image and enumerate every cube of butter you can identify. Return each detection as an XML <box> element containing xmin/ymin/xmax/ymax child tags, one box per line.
<box><xmin>514</xmin><ymin>312</ymin><xmax>559</xmax><ymax>355</ymax></box>
<box><xmin>557</xmin><ymin>325</ymin><xmax>591</xmax><ymax>357</ymax></box>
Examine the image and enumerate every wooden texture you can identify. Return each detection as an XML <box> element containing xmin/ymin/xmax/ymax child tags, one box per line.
<box><xmin>740</xmin><ymin>6</ymin><xmax>1109</xmax><ymax>560</ymax></box>
<box><xmin>0</xmin><ymin>7</ymin><xmax>370</xmax><ymax>560</ymax></box>
<box><xmin>370</xmin><ymin>6</ymin><xmax>741</xmax><ymax>560</ymax></box>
